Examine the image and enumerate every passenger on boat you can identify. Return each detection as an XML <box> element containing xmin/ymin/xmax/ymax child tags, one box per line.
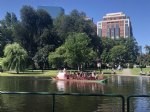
<box><xmin>97</xmin><ymin>73</ymin><xmax>104</xmax><ymax>80</ymax></box>
<box><xmin>91</xmin><ymin>71</ymin><xmax>96</xmax><ymax>80</ymax></box>
<box><xmin>56</xmin><ymin>69</ymin><xmax>104</xmax><ymax>81</ymax></box>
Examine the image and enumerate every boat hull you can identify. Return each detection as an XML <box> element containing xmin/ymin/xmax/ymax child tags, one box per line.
<box><xmin>51</xmin><ymin>77</ymin><xmax>108</xmax><ymax>83</ymax></box>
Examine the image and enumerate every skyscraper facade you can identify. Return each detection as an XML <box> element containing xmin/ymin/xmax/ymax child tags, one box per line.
<box><xmin>38</xmin><ymin>6</ymin><xmax>64</xmax><ymax>19</ymax></box>
<box><xmin>97</xmin><ymin>12</ymin><xmax>133</xmax><ymax>39</ymax></box>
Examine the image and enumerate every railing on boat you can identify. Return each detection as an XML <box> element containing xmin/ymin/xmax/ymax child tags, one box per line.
<box><xmin>0</xmin><ymin>91</ymin><xmax>125</xmax><ymax>112</ymax></box>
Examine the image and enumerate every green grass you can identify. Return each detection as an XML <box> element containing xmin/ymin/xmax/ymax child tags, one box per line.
<box><xmin>0</xmin><ymin>70</ymin><xmax>59</xmax><ymax>77</ymax></box>
<box><xmin>0</xmin><ymin>68</ymin><xmax>125</xmax><ymax>77</ymax></box>
<box><xmin>101</xmin><ymin>69</ymin><xmax>123</xmax><ymax>74</ymax></box>
<box><xmin>131</xmin><ymin>68</ymin><xmax>150</xmax><ymax>75</ymax></box>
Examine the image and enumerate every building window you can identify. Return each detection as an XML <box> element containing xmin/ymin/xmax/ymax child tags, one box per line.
<box><xmin>107</xmin><ymin>28</ymin><xmax>111</xmax><ymax>37</ymax></box>
<box><xmin>125</xmin><ymin>24</ymin><xmax>129</xmax><ymax>37</ymax></box>
<box><xmin>98</xmin><ymin>28</ymin><xmax>102</xmax><ymax>37</ymax></box>
<box><xmin>115</xmin><ymin>24</ymin><xmax>120</xmax><ymax>38</ymax></box>
<box><xmin>111</xmin><ymin>25</ymin><xmax>115</xmax><ymax>37</ymax></box>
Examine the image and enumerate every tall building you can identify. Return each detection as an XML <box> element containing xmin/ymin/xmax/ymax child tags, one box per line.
<box><xmin>97</xmin><ymin>12</ymin><xmax>133</xmax><ymax>39</ymax></box>
<box><xmin>38</xmin><ymin>6</ymin><xmax>65</xmax><ymax>19</ymax></box>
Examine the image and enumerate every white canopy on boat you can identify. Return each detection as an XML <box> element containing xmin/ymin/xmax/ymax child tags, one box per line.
<box><xmin>57</xmin><ymin>71</ymin><xmax>66</xmax><ymax>79</ymax></box>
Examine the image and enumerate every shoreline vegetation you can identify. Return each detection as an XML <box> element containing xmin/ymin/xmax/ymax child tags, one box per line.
<box><xmin>0</xmin><ymin>68</ymin><xmax>149</xmax><ymax>77</ymax></box>
<box><xmin>0</xmin><ymin>6</ymin><xmax>149</xmax><ymax>78</ymax></box>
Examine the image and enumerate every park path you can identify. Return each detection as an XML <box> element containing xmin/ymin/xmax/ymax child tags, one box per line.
<box><xmin>123</xmin><ymin>69</ymin><xmax>132</xmax><ymax>76</ymax></box>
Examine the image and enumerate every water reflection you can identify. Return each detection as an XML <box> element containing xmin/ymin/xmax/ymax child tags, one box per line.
<box><xmin>54</xmin><ymin>80</ymin><xmax>105</xmax><ymax>93</ymax></box>
<box><xmin>1</xmin><ymin>76</ymin><xmax>150</xmax><ymax>112</ymax></box>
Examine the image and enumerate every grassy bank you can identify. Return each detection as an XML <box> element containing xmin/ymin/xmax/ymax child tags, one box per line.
<box><xmin>0</xmin><ymin>70</ymin><xmax>58</xmax><ymax>77</ymax></box>
<box><xmin>102</xmin><ymin>69</ymin><xmax>123</xmax><ymax>74</ymax></box>
<box><xmin>0</xmin><ymin>69</ymin><xmax>122</xmax><ymax>77</ymax></box>
<box><xmin>131</xmin><ymin>68</ymin><xmax>150</xmax><ymax>75</ymax></box>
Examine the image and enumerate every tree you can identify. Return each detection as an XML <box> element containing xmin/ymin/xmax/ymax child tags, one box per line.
<box><xmin>48</xmin><ymin>46</ymin><xmax>66</xmax><ymax>69</ymax></box>
<box><xmin>33</xmin><ymin>45</ymin><xmax>54</xmax><ymax>71</ymax></box>
<box><xmin>110</xmin><ymin>45</ymin><xmax>126</xmax><ymax>65</ymax></box>
<box><xmin>14</xmin><ymin>5</ymin><xmax>57</xmax><ymax>68</ymax></box>
<box><xmin>5</xmin><ymin>12</ymin><xmax>18</xmax><ymax>28</ymax></box>
<box><xmin>100</xmin><ymin>38</ymin><xmax>115</xmax><ymax>65</ymax></box>
<box><xmin>48</xmin><ymin>33</ymin><xmax>97</xmax><ymax>70</ymax></box>
<box><xmin>36</xmin><ymin>9</ymin><xmax>53</xmax><ymax>34</ymax></box>
<box><xmin>124</xmin><ymin>37</ymin><xmax>139</xmax><ymax>63</ymax></box>
<box><xmin>101</xmin><ymin>38</ymin><xmax>115</xmax><ymax>52</ymax></box>
<box><xmin>19</xmin><ymin>5</ymin><xmax>37</xmax><ymax>55</ymax></box>
<box><xmin>100</xmin><ymin>37</ymin><xmax>139</xmax><ymax>65</ymax></box>
<box><xmin>20</xmin><ymin>5</ymin><xmax>37</xmax><ymax>32</ymax></box>
<box><xmin>2</xmin><ymin>43</ymin><xmax>28</xmax><ymax>73</ymax></box>
<box><xmin>142</xmin><ymin>45</ymin><xmax>150</xmax><ymax>66</ymax></box>
<box><xmin>35</xmin><ymin>9</ymin><xmax>54</xmax><ymax>48</ymax></box>
<box><xmin>5</xmin><ymin>12</ymin><xmax>11</xmax><ymax>27</ymax></box>
<box><xmin>0</xmin><ymin>12</ymin><xmax>17</xmax><ymax>56</ymax></box>
<box><xmin>145</xmin><ymin>45</ymin><xmax>150</xmax><ymax>55</ymax></box>
<box><xmin>11</xmin><ymin>12</ymin><xmax>18</xmax><ymax>25</ymax></box>
<box><xmin>101</xmin><ymin>49</ymin><xmax>110</xmax><ymax>64</ymax></box>
<box><xmin>0</xmin><ymin>28</ymin><xmax>13</xmax><ymax>56</ymax></box>
<box><xmin>64</xmin><ymin>33</ymin><xmax>97</xmax><ymax>70</ymax></box>
<box><xmin>54</xmin><ymin>9</ymin><xmax>96</xmax><ymax>43</ymax></box>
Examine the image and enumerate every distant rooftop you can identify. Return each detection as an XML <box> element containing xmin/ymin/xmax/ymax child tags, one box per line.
<box><xmin>103</xmin><ymin>12</ymin><xmax>126</xmax><ymax>18</ymax></box>
<box><xmin>106</xmin><ymin>12</ymin><xmax>124</xmax><ymax>16</ymax></box>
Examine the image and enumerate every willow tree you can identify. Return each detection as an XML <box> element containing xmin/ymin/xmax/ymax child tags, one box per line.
<box><xmin>2</xmin><ymin>43</ymin><xmax>28</xmax><ymax>73</ymax></box>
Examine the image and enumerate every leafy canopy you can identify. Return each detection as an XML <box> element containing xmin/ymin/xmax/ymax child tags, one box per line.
<box><xmin>2</xmin><ymin>43</ymin><xmax>28</xmax><ymax>73</ymax></box>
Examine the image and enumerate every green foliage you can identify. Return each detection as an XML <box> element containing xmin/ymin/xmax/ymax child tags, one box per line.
<box><xmin>33</xmin><ymin>45</ymin><xmax>54</xmax><ymax>69</ymax></box>
<box><xmin>124</xmin><ymin>37</ymin><xmax>139</xmax><ymax>63</ymax></box>
<box><xmin>100</xmin><ymin>38</ymin><xmax>115</xmax><ymax>64</ymax></box>
<box><xmin>100</xmin><ymin>37</ymin><xmax>139</xmax><ymax>66</ymax></box>
<box><xmin>110</xmin><ymin>45</ymin><xmax>126</xmax><ymax>63</ymax></box>
<box><xmin>0</xmin><ymin>12</ymin><xmax>17</xmax><ymax>56</ymax></box>
<box><xmin>36</xmin><ymin>9</ymin><xmax>53</xmax><ymax>34</ymax></box>
<box><xmin>54</xmin><ymin>9</ymin><xmax>96</xmax><ymax>42</ymax></box>
<box><xmin>2</xmin><ymin>43</ymin><xmax>28</xmax><ymax>73</ymax></box>
<box><xmin>0</xmin><ymin>28</ymin><xmax>14</xmax><ymax>56</ymax></box>
<box><xmin>13</xmin><ymin>5</ymin><xmax>59</xmax><ymax>69</ymax></box>
<box><xmin>64</xmin><ymin>33</ymin><xmax>97</xmax><ymax>69</ymax></box>
<box><xmin>48</xmin><ymin>46</ymin><xmax>66</xmax><ymax>68</ymax></box>
<box><xmin>5</xmin><ymin>12</ymin><xmax>18</xmax><ymax>28</ymax></box>
<box><xmin>20</xmin><ymin>5</ymin><xmax>37</xmax><ymax>31</ymax></box>
<box><xmin>5</xmin><ymin>12</ymin><xmax>11</xmax><ymax>27</ymax></box>
<box><xmin>139</xmin><ymin>54</ymin><xmax>150</xmax><ymax>66</ymax></box>
<box><xmin>101</xmin><ymin>38</ymin><xmax>115</xmax><ymax>52</ymax></box>
<box><xmin>0</xmin><ymin>6</ymin><xmax>142</xmax><ymax>70</ymax></box>
<box><xmin>101</xmin><ymin>49</ymin><xmax>110</xmax><ymax>64</ymax></box>
<box><xmin>145</xmin><ymin>45</ymin><xmax>150</xmax><ymax>55</ymax></box>
<box><xmin>48</xmin><ymin>33</ymin><xmax>97</xmax><ymax>69</ymax></box>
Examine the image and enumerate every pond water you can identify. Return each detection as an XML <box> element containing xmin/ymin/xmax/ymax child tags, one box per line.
<box><xmin>0</xmin><ymin>76</ymin><xmax>150</xmax><ymax>112</ymax></box>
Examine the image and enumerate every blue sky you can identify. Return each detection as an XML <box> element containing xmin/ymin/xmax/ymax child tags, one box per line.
<box><xmin>0</xmin><ymin>0</ymin><xmax>149</xmax><ymax>52</ymax></box>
